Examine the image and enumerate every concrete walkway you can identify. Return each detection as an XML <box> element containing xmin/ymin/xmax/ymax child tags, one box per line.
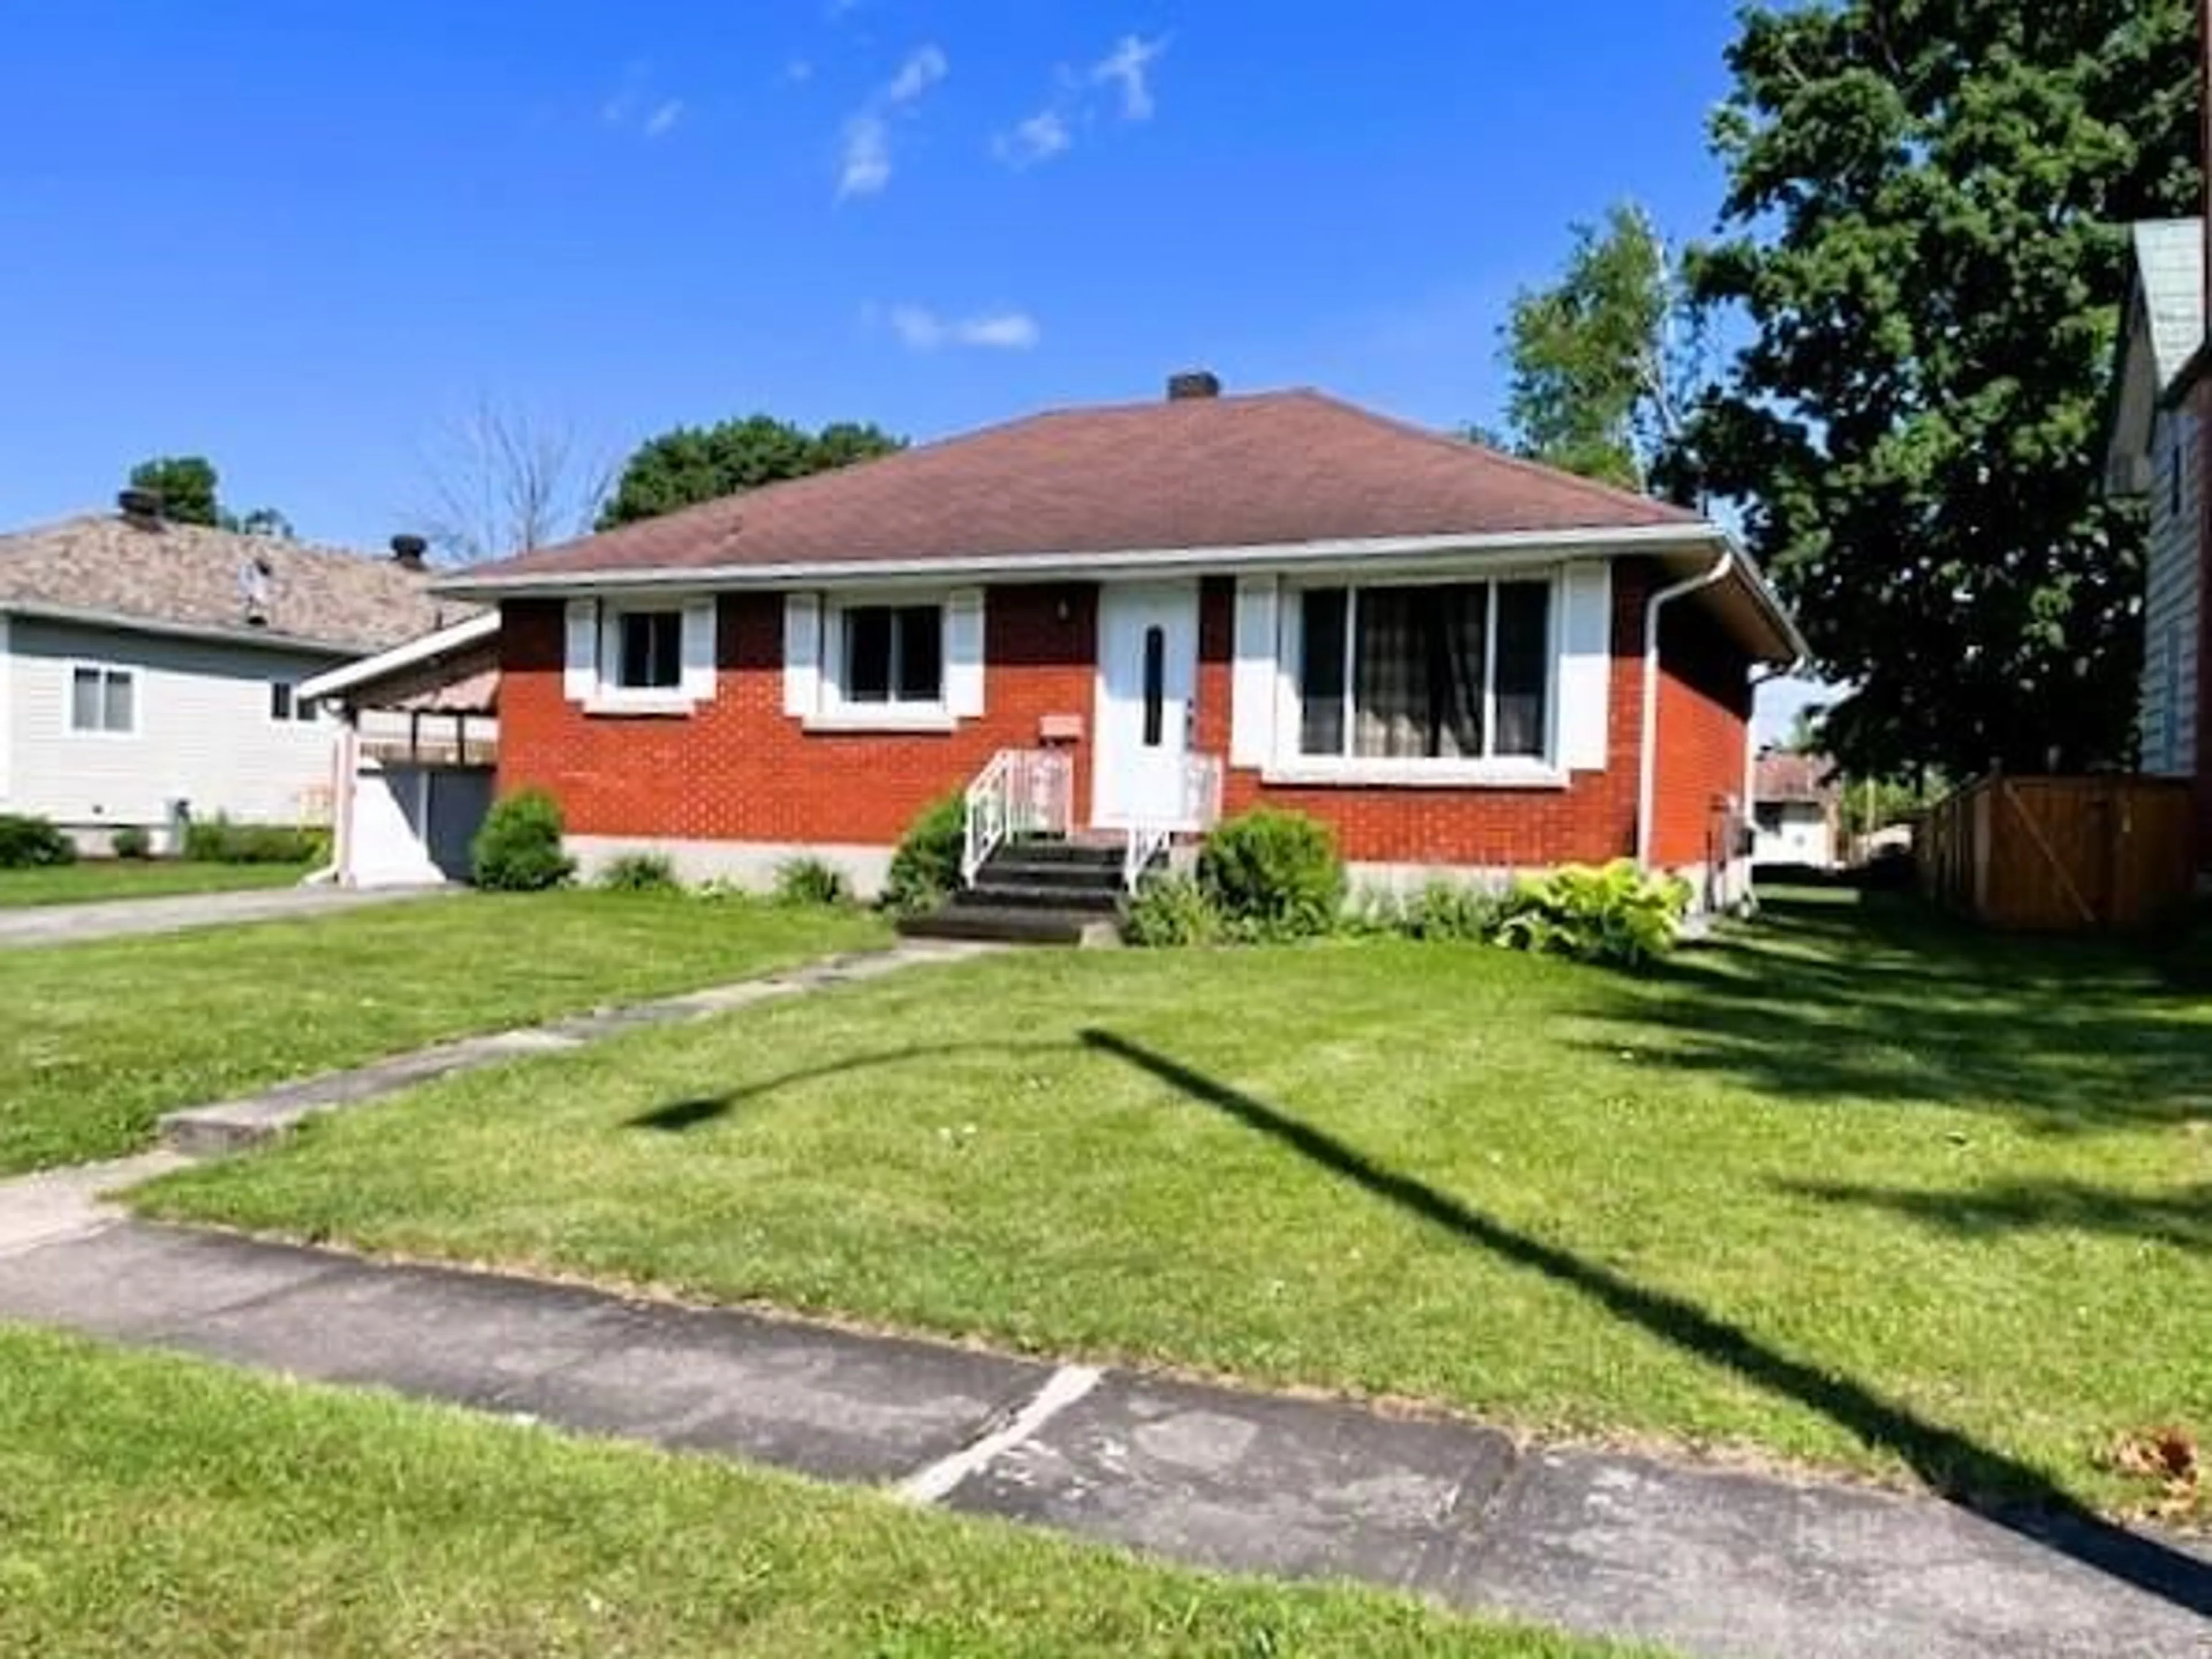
<box><xmin>0</xmin><ymin>1215</ymin><xmax>2200</xmax><ymax>1658</ymax></box>
<box><xmin>0</xmin><ymin>881</ymin><xmax>447</xmax><ymax>948</ymax></box>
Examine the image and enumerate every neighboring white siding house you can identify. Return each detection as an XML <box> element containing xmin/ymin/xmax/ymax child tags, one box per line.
<box><xmin>2108</xmin><ymin>220</ymin><xmax>2204</xmax><ymax>780</ymax></box>
<box><xmin>3</xmin><ymin>617</ymin><xmax>341</xmax><ymax>840</ymax></box>
<box><xmin>0</xmin><ymin>504</ymin><xmax>457</xmax><ymax>850</ymax></box>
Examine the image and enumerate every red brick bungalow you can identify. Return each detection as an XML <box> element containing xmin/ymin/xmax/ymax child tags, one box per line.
<box><xmin>438</xmin><ymin>377</ymin><xmax>1803</xmax><ymax>916</ymax></box>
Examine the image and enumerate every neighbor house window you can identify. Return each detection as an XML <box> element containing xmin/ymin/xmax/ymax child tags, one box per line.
<box><xmin>268</xmin><ymin>682</ymin><xmax>317</xmax><ymax>723</ymax></box>
<box><xmin>613</xmin><ymin>609</ymin><xmax>683</xmax><ymax>691</ymax></box>
<box><xmin>840</xmin><ymin>603</ymin><xmax>942</xmax><ymax>705</ymax></box>
<box><xmin>1295</xmin><ymin>579</ymin><xmax>1552</xmax><ymax>762</ymax></box>
<box><xmin>69</xmin><ymin>665</ymin><xmax>136</xmax><ymax>734</ymax></box>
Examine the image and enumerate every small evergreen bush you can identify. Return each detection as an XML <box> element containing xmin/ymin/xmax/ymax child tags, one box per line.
<box><xmin>774</xmin><ymin>856</ymin><xmax>852</xmax><ymax>907</ymax></box>
<box><xmin>0</xmin><ymin>814</ymin><xmax>75</xmax><ymax>870</ymax></box>
<box><xmin>1196</xmin><ymin>808</ymin><xmax>1346</xmax><ymax>940</ymax></box>
<box><xmin>108</xmin><ymin>824</ymin><xmax>152</xmax><ymax>860</ymax></box>
<box><xmin>884</xmin><ymin>794</ymin><xmax>965</xmax><ymax>914</ymax></box>
<box><xmin>471</xmin><ymin>790</ymin><xmax>574</xmax><ymax>891</ymax></box>
<box><xmin>597</xmin><ymin>852</ymin><xmax>680</xmax><ymax>893</ymax></box>
<box><xmin>1122</xmin><ymin>871</ymin><xmax>1222</xmax><ymax>947</ymax></box>
<box><xmin>1492</xmin><ymin>860</ymin><xmax>1692</xmax><ymax>968</ymax></box>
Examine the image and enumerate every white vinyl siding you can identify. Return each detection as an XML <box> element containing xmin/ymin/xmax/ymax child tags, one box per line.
<box><xmin>2141</xmin><ymin>405</ymin><xmax>2200</xmax><ymax>778</ymax></box>
<box><xmin>5</xmin><ymin>618</ymin><xmax>340</xmax><ymax>831</ymax></box>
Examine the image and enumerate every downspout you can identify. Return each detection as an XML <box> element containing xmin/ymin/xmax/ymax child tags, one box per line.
<box><xmin>304</xmin><ymin>707</ymin><xmax>359</xmax><ymax>888</ymax></box>
<box><xmin>1636</xmin><ymin>547</ymin><xmax>1735</xmax><ymax>870</ymax></box>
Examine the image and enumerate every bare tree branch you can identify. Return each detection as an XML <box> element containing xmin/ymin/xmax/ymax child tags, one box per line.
<box><xmin>408</xmin><ymin>395</ymin><xmax>615</xmax><ymax>567</ymax></box>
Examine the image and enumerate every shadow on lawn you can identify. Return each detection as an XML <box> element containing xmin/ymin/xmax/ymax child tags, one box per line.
<box><xmin>1785</xmin><ymin>1177</ymin><xmax>2212</xmax><ymax>1253</ymax></box>
<box><xmin>1573</xmin><ymin>893</ymin><xmax>2212</xmax><ymax>1135</ymax></box>
<box><xmin>625</xmin><ymin>1043</ymin><xmax>1072</xmax><ymax>1133</ymax></box>
<box><xmin>1080</xmin><ymin>1026</ymin><xmax>2212</xmax><ymax>1622</ymax></box>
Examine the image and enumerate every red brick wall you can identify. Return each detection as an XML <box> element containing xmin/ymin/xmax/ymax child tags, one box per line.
<box><xmin>1649</xmin><ymin>594</ymin><xmax>1755</xmax><ymax>868</ymax></box>
<box><xmin>498</xmin><ymin>558</ymin><xmax>1752</xmax><ymax>870</ymax></box>
<box><xmin>499</xmin><ymin>584</ymin><xmax>1101</xmax><ymax>843</ymax></box>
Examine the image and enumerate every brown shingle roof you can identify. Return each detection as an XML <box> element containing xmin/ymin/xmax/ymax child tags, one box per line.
<box><xmin>1755</xmin><ymin>752</ymin><xmax>1838</xmax><ymax>804</ymax></box>
<box><xmin>461</xmin><ymin>388</ymin><xmax>1706</xmax><ymax>583</ymax></box>
<box><xmin>0</xmin><ymin>513</ymin><xmax>460</xmax><ymax>654</ymax></box>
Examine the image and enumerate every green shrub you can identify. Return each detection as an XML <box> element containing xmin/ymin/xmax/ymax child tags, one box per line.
<box><xmin>1196</xmin><ymin>808</ymin><xmax>1346</xmax><ymax>940</ymax></box>
<box><xmin>597</xmin><ymin>852</ymin><xmax>680</xmax><ymax>894</ymax></box>
<box><xmin>884</xmin><ymin>794</ymin><xmax>965</xmax><ymax>914</ymax></box>
<box><xmin>0</xmin><ymin>814</ymin><xmax>75</xmax><ymax>870</ymax></box>
<box><xmin>181</xmin><ymin>816</ymin><xmax>325</xmax><ymax>865</ymax></box>
<box><xmin>470</xmin><ymin>790</ymin><xmax>574</xmax><ymax>892</ymax></box>
<box><xmin>1492</xmin><ymin>860</ymin><xmax>1692</xmax><ymax>969</ymax></box>
<box><xmin>1122</xmin><ymin>871</ymin><xmax>1222</xmax><ymax>947</ymax></box>
<box><xmin>1396</xmin><ymin>878</ymin><xmax>1499</xmax><ymax>941</ymax></box>
<box><xmin>775</xmin><ymin>856</ymin><xmax>852</xmax><ymax>907</ymax></box>
<box><xmin>108</xmin><ymin>825</ymin><xmax>152</xmax><ymax>861</ymax></box>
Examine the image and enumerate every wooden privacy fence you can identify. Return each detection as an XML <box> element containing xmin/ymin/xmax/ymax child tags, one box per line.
<box><xmin>1919</xmin><ymin>774</ymin><xmax>2197</xmax><ymax>933</ymax></box>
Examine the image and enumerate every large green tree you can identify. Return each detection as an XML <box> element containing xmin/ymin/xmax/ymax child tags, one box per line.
<box><xmin>127</xmin><ymin>456</ymin><xmax>294</xmax><ymax>539</ymax></box>
<box><xmin>1688</xmin><ymin>0</ymin><xmax>2198</xmax><ymax>778</ymax></box>
<box><xmin>1497</xmin><ymin>202</ymin><xmax>1707</xmax><ymax>495</ymax></box>
<box><xmin>597</xmin><ymin>416</ymin><xmax>903</xmax><ymax>531</ymax></box>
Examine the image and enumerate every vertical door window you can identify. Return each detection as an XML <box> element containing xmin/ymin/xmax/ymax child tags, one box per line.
<box><xmin>1142</xmin><ymin>624</ymin><xmax>1166</xmax><ymax>747</ymax></box>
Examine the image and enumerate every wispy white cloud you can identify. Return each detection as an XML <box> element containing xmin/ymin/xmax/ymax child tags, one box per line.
<box><xmin>993</xmin><ymin>107</ymin><xmax>1071</xmax><ymax>169</ymax></box>
<box><xmin>838</xmin><ymin>114</ymin><xmax>892</xmax><ymax>198</ymax></box>
<box><xmin>835</xmin><ymin>43</ymin><xmax>948</xmax><ymax>199</ymax></box>
<box><xmin>825</xmin><ymin>0</ymin><xmax>862</xmax><ymax>17</ymax></box>
<box><xmin>602</xmin><ymin>62</ymin><xmax>684</xmax><ymax>140</ymax></box>
<box><xmin>885</xmin><ymin>43</ymin><xmax>948</xmax><ymax>105</ymax></box>
<box><xmin>785</xmin><ymin>58</ymin><xmax>814</xmax><ymax>84</ymax></box>
<box><xmin>883</xmin><ymin>304</ymin><xmax>1041</xmax><ymax>352</ymax></box>
<box><xmin>1092</xmin><ymin>33</ymin><xmax>1167</xmax><ymax>121</ymax></box>
<box><xmin>643</xmin><ymin>99</ymin><xmax>684</xmax><ymax>139</ymax></box>
<box><xmin>601</xmin><ymin>60</ymin><xmax>649</xmax><ymax>127</ymax></box>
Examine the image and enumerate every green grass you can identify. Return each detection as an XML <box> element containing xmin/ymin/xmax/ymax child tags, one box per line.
<box><xmin>0</xmin><ymin>1327</ymin><xmax>1631</xmax><ymax>1658</ymax></box>
<box><xmin>0</xmin><ymin>859</ymin><xmax>311</xmax><ymax>907</ymax></box>
<box><xmin>0</xmin><ymin>892</ymin><xmax>887</xmax><ymax>1175</ymax></box>
<box><xmin>137</xmin><ymin>891</ymin><xmax>2212</xmax><ymax>1518</ymax></box>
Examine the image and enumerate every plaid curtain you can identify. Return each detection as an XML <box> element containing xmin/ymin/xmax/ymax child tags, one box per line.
<box><xmin>1354</xmin><ymin>589</ymin><xmax>1425</xmax><ymax>757</ymax></box>
<box><xmin>1435</xmin><ymin>585</ymin><xmax>1486</xmax><ymax>758</ymax></box>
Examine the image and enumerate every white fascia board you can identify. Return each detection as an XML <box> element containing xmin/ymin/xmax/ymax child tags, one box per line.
<box><xmin>299</xmin><ymin>611</ymin><xmax>501</xmax><ymax>702</ymax></box>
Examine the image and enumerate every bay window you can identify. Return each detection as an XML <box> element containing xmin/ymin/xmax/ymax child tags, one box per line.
<box><xmin>1294</xmin><ymin>578</ymin><xmax>1552</xmax><ymax>763</ymax></box>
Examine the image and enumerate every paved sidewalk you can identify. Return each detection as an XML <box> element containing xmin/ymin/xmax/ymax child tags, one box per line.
<box><xmin>0</xmin><ymin>882</ymin><xmax>446</xmax><ymax>947</ymax></box>
<box><xmin>0</xmin><ymin>1219</ymin><xmax>2200</xmax><ymax>1658</ymax></box>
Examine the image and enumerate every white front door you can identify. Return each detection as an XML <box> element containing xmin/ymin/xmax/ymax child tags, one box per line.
<box><xmin>1093</xmin><ymin>582</ymin><xmax>1200</xmax><ymax>830</ymax></box>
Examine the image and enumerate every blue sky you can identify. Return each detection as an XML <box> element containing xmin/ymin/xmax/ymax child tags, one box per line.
<box><xmin>0</xmin><ymin>1</ymin><xmax>1821</xmax><ymax>730</ymax></box>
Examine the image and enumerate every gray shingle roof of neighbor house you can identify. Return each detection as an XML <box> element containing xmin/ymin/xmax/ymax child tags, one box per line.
<box><xmin>2131</xmin><ymin>219</ymin><xmax>2205</xmax><ymax>394</ymax></box>
<box><xmin>0</xmin><ymin>506</ymin><xmax>463</xmax><ymax>654</ymax></box>
<box><xmin>445</xmin><ymin>387</ymin><xmax>1709</xmax><ymax>584</ymax></box>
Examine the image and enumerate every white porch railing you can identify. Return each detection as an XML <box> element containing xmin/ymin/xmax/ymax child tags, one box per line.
<box><xmin>961</xmin><ymin>749</ymin><xmax>1074</xmax><ymax>884</ymax></box>
<box><xmin>1120</xmin><ymin>754</ymin><xmax>1226</xmax><ymax>891</ymax></box>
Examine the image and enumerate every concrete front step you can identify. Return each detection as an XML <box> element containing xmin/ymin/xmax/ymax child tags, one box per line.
<box><xmin>898</xmin><ymin>906</ymin><xmax>1121</xmax><ymax>947</ymax></box>
<box><xmin>955</xmin><ymin>882</ymin><xmax>1123</xmax><ymax>915</ymax></box>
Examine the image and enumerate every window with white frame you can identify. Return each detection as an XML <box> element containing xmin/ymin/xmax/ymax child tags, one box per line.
<box><xmin>69</xmin><ymin>664</ymin><xmax>137</xmax><ymax>734</ymax></box>
<box><xmin>1293</xmin><ymin>578</ymin><xmax>1552</xmax><ymax>762</ymax></box>
<box><xmin>836</xmin><ymin>601</ymin><xmax>943</xmax><ymax>706</ymax></box>
<box><xmin>268</xmin><ymin>681</ymin><xmax>318</xmax><ymax>724</ymax></box>
<box><xmin>611</xmin><ymin>608</ymin><xmax>683</xmax><ymax>691</ymax></box>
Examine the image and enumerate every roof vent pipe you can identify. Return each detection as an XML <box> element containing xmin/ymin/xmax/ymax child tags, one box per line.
<box><xmin>118</xmin><ymin>487</ymin><xmax>164</xmax><ymax>525</ymax></box>
<box><xmin>390</xmin><ymin>533</ymin><xmax>430</xmax><ymax>573</ymax></box>
<box><xmin>1166</xmin><ymin>370</ymin><xmax>1221</xmax><ymax>401</ymax></box>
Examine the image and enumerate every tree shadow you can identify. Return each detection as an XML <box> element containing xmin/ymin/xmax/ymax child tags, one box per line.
<box><xmin>622</xmin><ymin>1042</ymin><xmax>1076</xmax><ymax>1133</ymax></box>
<box><xmin>1079</xmin><ymin>1026</ymin><xmax>2212</xmax><ymax>1620</ymax></box>
<box><xmin>1568</xmin><ymin>892</ymin><xmax>2212</xmax><ymax>1135</ymax></box>
<box><xmin>1785</xmin><ymin>1177</ymin><xmax>2212</xmax><ymax>1253</ymax></box>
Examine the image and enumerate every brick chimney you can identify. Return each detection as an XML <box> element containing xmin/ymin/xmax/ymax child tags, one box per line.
<box><xmin>389</xmin><ymin>533</ymin><xmax>429</xmax><ymax>573</ymax></box>
<box><xmin>117</xmin><ymin>487</ymin><xmax>164</xmax><ymax>527</ymax></box>
<box><xmin>1166</xmin><ymin>370</ymin><xmax>1221</xmax><ymax>402</ymax></box>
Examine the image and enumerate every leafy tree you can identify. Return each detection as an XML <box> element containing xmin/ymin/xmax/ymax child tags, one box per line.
<box><xmin>1687</xmin><ymin>0</ymin><xmax>2198</xmax><ymax>779</ymax></box>
<box><xmin>128</xmin><ymin>456</ymin><xmax>222</xmax><ymax>527</ymax></box>
<box><xmin>597</xmin><ymin>416</ymin><xmax>903</xmax><ymax>530</ymax></box>
<box><xmin>127</xmin><ymin>456</ymin><xmax>293</xmax><ymax>539</ymax></box>
<box><xmin>1782</xmin><ymin>702</ymin><xmax>1830</xmax><ymax>757</ymax></box>
<box><xmin>1495</xmin><ymin>202</ymin><xmax>1707</xmax><ymax>495</ymax></box>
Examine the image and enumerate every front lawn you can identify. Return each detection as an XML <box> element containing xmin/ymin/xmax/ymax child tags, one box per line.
<box><xmin>138</xmin><ymin>892</ymin><xmax>2212</xmax><ymax>1518</ymax></box>
<box><xmin>0</xmin><ymin>1327</ymin><xmax>1627</xmax><ymax>1658</ymax></box>
<box><xmin>0</xmin><ymin>892</ymin><xmax>887</xmax><ymax>1175</ymax></box>
<box><xmin>0</xmin><ymin>859</ymin><xmax>310</xmax><ymax>907</ymax></box>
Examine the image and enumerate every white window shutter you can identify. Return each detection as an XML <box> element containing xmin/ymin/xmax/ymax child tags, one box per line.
<box><xmin>681</xmin><ymin>599</ymin><xmax>718</xmax><ymax>702</ymax></box>
<box><xmin>562</xmin><ymin>599</ymin><xmax>598</xmax><ymax>702</ymax></box>
<box><xmin>944</xmin><ymin>589</ymin><xmax>986</xmax><ymax>717</ymax></box>
<box><xmin>1230</xmin><ymin>575</ymin><xmax>1280</xmax><ymax>767</ymax></box>
<box><xmin>783</xmin><ymin>593</ymin><xmax>821</xmax><ymax>716</ymax></box>
<box><xmin>1558</xmin><ymin>561</ymin><xmax>1613</xmax><ymax>770</ymax></box>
